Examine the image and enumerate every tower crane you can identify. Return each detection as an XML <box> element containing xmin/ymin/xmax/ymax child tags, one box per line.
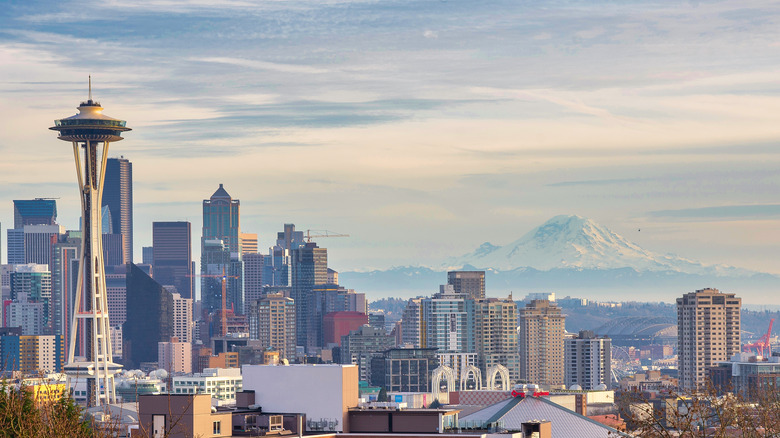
<box><xmin>187</xmin><ymin>268</ymin><xmax>238</xmax><ymax>337</ymax></box>
<box><xmin>743</xmin><ymin>318</ymin><xmax>774</xmax><ymax>357</ymax></box>
<box><xmin>305</xmin><ymin>230</ymin><xmax>349</xmax><ymax>243</ymax></box>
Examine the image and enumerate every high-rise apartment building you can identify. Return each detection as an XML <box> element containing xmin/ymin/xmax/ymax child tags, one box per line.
<box><xmin>421</xmin><ymin>285</ymin><xmax>475</xmax><ymax>353</ymax></box>
<box><xmin>519</xmin><ymin>300</ymin><xmax>566</xmax><ymax>387</ymax></box>
<box><xmin>153</xmin><ymin>221</ymin><xmax>193</xmax><ymax>299</ymax></box>
<box><xmin>249</xmin><ymin>293</ymin><xmax>296</xmax><ymax>360</ymax></box>
<box><xmin>447</xmin><ymin>271</ymin><xmax>485</xmax><ymax>300</ymax></box>
<box><xmin>171</xmin><ymin>292</ymin><xmax>193</xmax><ymax>343</ymax></box>
<box><xmin>476</xmin><ymin>296</ymin><xmax>520</xmax><ymax>385</ymax></box>
<box><xmin>677</xmin><ymin>288</ymin><xmax>741</xmax><ymax>390</ymax></box>
<box><xmin>291</xmin><ymin>242</ymin><xmax>328</xmax><ymax>350</ymax></box>
<box><xmin>103</xmin><ymin>157</ymin><xmax>133</xmax><ymax>264</ymax></box>
<box><xmin>564</xmin><ymin>330</ymin><xmax>612</xmax><ymax>390</ymax></box>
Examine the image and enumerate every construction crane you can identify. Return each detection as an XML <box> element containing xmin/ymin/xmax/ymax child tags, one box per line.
<box><xmin>743</xmin><ymin>318</ymin><xmax>774</xmax><ymax>357</ymax></box>
<box><xmin>187</xmin><ymin>268</ymin><xmax>238</xmax><ymax>337</ymax></box>
<box><xmin>305</xmin><ymin>230</ymin><xmax>349</xmax><ymax>243</ymax></box>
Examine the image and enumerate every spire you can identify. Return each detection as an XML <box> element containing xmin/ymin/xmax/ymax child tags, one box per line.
<box><xmin>88</xmin><ymin>75</ymin><xmax>92</xmax><ymax>101</ymax></box>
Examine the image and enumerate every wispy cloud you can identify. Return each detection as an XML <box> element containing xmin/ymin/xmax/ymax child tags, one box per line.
<box><xmin>647</xmin><ymin>205</ymin><xmax>780</xmax><ymax>220</ymax></box>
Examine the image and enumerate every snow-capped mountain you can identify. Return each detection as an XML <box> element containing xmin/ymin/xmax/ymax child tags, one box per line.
<box><xmin>445</xmin><ymin>215</ymin><xmax>753</xmax><ymax>276</ymax></box>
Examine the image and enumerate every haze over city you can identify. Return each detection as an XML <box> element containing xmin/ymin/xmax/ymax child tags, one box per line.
<box><xmin>2</xmin><ymin>0</ymin><xmax>780</xmax><ymax>279</ymax></box>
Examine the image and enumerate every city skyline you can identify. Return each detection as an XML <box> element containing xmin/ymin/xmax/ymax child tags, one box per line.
<box><xmin>2</xmin><ymin>1</ymin><xmax>780</xmax><ymax>280</ymax></box>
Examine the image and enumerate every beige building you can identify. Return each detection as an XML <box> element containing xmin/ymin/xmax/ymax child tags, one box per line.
<box><xmin>158</xmin><ymin>337</ymin><xmax>192</xmax><ymax>374</ymax></box>
<box><xmin>476</xmin><ymin>296</ymin><xmax>520</xmax><ymax>385</ymax></box>
<box><xmin>250</xmin><ymin>293</ymin><xmax>296</xmax><ymax>360</ymax></box>
<box><xmin>519</xmin><ymin>300</ymin><xmax>566</xmax><ymax>387</ymax></box>
<box><xmin>137</xmin><ymin>394</ymin><xmax>232</xmax><ymax>437</ymax></box>
<box><xmin>171</xmin><ymin>292</ymin><xmax>193</xmax><ymax>343</ymax></box>
<box><xmin>677</xmin><ymin>288</ymin><xmax>741</xmax><ymax>390</ymax></box>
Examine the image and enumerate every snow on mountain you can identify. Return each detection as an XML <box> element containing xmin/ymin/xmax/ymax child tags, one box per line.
<box><xmin>445</xmin><ymin>215</ymin><xmax>754</xmax><ymax>276</ymax></box>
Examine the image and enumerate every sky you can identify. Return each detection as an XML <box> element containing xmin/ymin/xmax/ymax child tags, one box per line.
<box><xmin>1</xmin><ymin>0</ymin><xmax>780</xmax><ymax>279</ymax></box>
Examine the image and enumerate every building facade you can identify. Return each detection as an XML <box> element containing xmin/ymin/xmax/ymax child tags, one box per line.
<box><xmin>519</xmin><ymin>300</ymin><xmax>566</xmax><ymax>387</ymax></box>
<box><xmin>564</xmin><ymin>330</ymin><xmax>612</xmax><ymax>390</ymax></box>
<box><xmin>153</xmin><ymin>221</ymin><xmax>193</xmax><ymax>299</ymax></box>
<box><xmin>677</xmin><ymin>288</ymin><xmax>741</xmax><ymax>390</ymax></box>
<box><xmin>103</xmin><ymin>157</ymin><xmax>133</xmax><ymax>264</ymax></box>
<box><xmin>249</xmin><ymin>293</ymin><xmax>296</xmax><ymax>360</ymax></box>
<box><xmin>291</xmin><ymin>242</ymin><xmax>328</xmax><ymax>350</ymax></box>
<box><xmin>447</xmin><ymin>270</ymin><xmax>485</xmax><ymax>300</ymax></box>
<box><xmin>476</xmin><ymin>296</ymin><xmax>520</xmax><ymax>385</ymax></box>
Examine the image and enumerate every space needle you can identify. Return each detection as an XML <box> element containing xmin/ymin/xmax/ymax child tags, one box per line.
<box><xmin>50</xmin><ymin>78</ymin><xmax>129</xmax><ymax>406</ymax></box>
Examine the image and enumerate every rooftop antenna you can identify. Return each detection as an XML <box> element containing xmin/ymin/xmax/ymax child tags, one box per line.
<box><xmin>88</xmin><ymin>75</ymin><xmax>92</xmax><ymax>101</ymax></box>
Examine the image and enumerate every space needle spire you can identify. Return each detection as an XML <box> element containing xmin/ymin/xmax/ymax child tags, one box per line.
<box><xmin>50</xmin><ymin>79</ymin><xmax>130</xmax><ymax>407</ymax></box>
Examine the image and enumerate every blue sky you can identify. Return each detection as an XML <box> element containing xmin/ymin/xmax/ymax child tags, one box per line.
<box><xmin>2</xmin><ymin>0</ymin><xmax>780</xmax><ymax>276</ymax></box>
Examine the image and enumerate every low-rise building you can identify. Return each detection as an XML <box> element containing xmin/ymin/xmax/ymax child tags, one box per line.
<box><xmin>171</xmin><ymin>368</ymin><xmax>242</xmax><ymax>405</ymax></box>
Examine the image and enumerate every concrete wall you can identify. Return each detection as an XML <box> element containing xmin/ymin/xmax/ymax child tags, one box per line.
<box><xmin>242</xmin><ymin>364</ymin><xmax>359</xmax><ymax>432</ymax></box>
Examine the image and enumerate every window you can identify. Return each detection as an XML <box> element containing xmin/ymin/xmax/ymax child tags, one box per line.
<box><xmin>213</xmin><ymin>421</ymin><xmax>221</xmax><ymax>435</ymax></box>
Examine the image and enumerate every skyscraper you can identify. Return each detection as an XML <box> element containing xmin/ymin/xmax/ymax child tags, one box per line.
<box><xmin>103</xmin><ymin>157</ymin><xmax>133</xmax><ymax>264</ymax></box>
<box><xmin>447</xmin><ymin>271</ymin><xmax>485</xmax><ymax>300</ymax></box>
<box><xmin>124</xmin><ymin>263</ymin><xmax>174</xmax><ymax>368</ymax></box>
<box><xmin>13</xmin><ymin>199</ymin><xmax>57</xmax><ymax>227</ymax></box>
<box><xmin>153</xmin><ymin>221</ymin><xmax>193</xmax><ymax>299</ymax></box>
<box><xmin>243</xmin><ymin>252</ymin><xmax>265</xmax><ymax>308</ymax></box>
<box><xmin>564</xmin><ymin>330</ymin><xmax>612</xmax><ymax>390</ymax></box>
<box><xmin>518</xmin><ymin>300</ymin><xmax>566</xmax><ymax>387</ymax></box>
<box><xmin>291</xmin><ymin>242</ymin><xmax>328</xmax><ymax>350</ymax></box>
<box><xmin>202</xmin><ymin>184</ymin><xmax>241</xmax><ymax>254</ymax></box>
<box><xmin>677</xmin><ymin>288</ymin><xmax>741</xmax><ymax>390</ymax></box>
<box><xmin>201</xmin><ymin>185</ymin><xmax>243</xmax><ymax>315</ymax></box>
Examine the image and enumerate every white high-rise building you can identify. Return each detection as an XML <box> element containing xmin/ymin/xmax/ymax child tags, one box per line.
<box><xmin>565</xmin><ymin>330</ymin><xmax>612</xmax><ymax>390</ymax></box>
<box><xmin>171</xmin><ymin>292</ymin><xmax>193</xmax><ymax>343</ymax></box>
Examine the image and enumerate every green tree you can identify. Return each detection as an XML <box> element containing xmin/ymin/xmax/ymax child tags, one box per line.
<box><xmin>377</xmin><ymin>387</ymin><xmax>388</xmax><ymax>402</ymax></box>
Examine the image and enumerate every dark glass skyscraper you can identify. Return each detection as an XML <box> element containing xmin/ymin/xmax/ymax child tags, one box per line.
<box><xmin>291</xmin><ymin>242</ymin><xmax>328</xmax><ymax>351</ymax></box>
<box><xmin>153</xmin><ymin>221</ymin><xmax>193</xmax><ymax>299</ymax></box>
<box><xmin>124</xmin><ymin>263</ymin><xmax>173</xmax><ymax>368</ymax></box>
<box><xmin>103</xmin><ymin>157</ymin><xmax>133</xmax><ymax>264</ymax></box>
<box><xmin>13</xmin><ymin>199</ymin><xmax>57</xmax><ymax>227</ymax></box>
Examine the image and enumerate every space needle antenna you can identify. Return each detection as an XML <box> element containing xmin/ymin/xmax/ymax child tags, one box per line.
<box><xmin>88</xmin><ymin>75</ymin><xmax>92</xmax><ymax>101</ymax></box>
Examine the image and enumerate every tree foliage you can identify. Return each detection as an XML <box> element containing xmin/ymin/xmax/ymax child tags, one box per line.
<box><xmin>0</xmin><ymin>381</ymin><xmax>95</xmax><ymax>438</ymax></box>
<box><xmin>617</xmin><ymin>381</ymin><xmax>780</xmax><ymax>437</ymax></box>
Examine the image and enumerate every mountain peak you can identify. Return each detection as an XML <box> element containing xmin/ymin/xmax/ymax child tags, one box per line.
<box><xmin>446</xmin><ymin>215</ymin><xmax>752</xmax><ymax>276</ymax></box>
